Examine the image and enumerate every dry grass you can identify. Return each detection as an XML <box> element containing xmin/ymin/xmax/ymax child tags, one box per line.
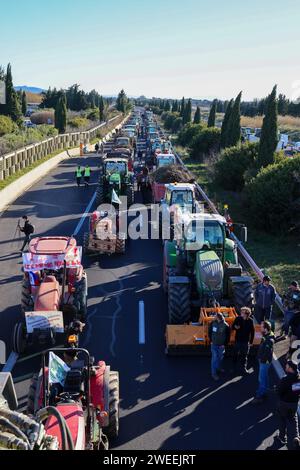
<box><xmin>25</xmin><ymin>92</ymin><xmax>42</xmax><ymax>104</ymax></box>
<box><xmin>241</xmin><ymin>115</ymin><xmax>300</xmax><ymax>132</ymax></box>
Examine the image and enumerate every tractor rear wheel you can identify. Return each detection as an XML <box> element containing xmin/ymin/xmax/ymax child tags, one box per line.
<box><xmin>104</xmin><ymin>371</ymin><xmax>119</xmax><ymax>440</ymax></box>
<box><xmin>116</xmin><ymin>237</ymin><xmax>125</xmax><ymax>254</ymax></box>
<box><xmin>96</xmin><ymin>181</ymin><xmax>105</xmax><ymax>206</ymax></box>
<box><xmin>168</xmin><ymin>283</ymin><xmax>191</xmax><ymax>324</ymax></box>
<box><xmin>21</xmin><ymin>279</ymin><xmax>33</xmax><ymax>313</ymax></box>
<box><xmin>73</xmin><ymin>273</ymin><xmax>88</xmax><ymax>322</ymax></box>
<box><xmin>83</xmin><ymin>232</ymin><xmax>91</xmax><ymax>255</ymax></box>
<box><xmin>126</xmin><ymin>185</ymin><xmax>134</xmax><ymax>206</ymax></box>
<box><xmin>12</xmin><ymin>322</ymin><xmax>27</xmax><ymax>354</ymax></box>
<box><xmin>26</xmin><ymin>373</ymin><xmax>39</xmax><ymax>415</ymax></box>
<box><xmin>232</xmin><ymin>279</ymin><xmax>254</xmax><ymax>313</ymax></box>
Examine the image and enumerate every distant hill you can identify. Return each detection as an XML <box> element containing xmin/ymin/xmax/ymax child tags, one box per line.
<box><xmin>15</xmin><ymin>86</ymin><xmax>45</xmax><ymax>94</ymax></box>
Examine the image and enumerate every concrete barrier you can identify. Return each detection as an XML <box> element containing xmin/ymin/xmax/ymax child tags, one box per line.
<box><xmin>0</xmin><ymin>115</ymin><xmax>129</xmax><ymax>214</ymax></box>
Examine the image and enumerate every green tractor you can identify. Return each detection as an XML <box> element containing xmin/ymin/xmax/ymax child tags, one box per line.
<box><xmin>96</xmin><ymin>158</ymin><xmax>134</xmax><ymax>207</ymax></box>
<box><xmin>163</xmin><ymin>212</ymin><xmax>253</xmax><ymax>324</ymax></box>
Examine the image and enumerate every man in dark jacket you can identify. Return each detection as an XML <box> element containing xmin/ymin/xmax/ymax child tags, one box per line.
<box><xmin>19</xmin><ymin>215</ymin><xmax>34</xmax><ymax>252</ymax></box>
<box><xmin>254</xmin><ymin>275</ymin><xmax>276</xmax><ymax>323</ymax></box>
<box><xmin>208</xmin><ymin>313</ymin><xmax>231</xmax><ymax>381</ymax></box>
<box><xmin>275</xmin><ymin>360</ymin><xmax>300</xmax><ymax>449</ymax></box>
<box><xmin>252</xmin><ymin>321</ymin><xmax>275</xmax><ymax>404</ymax></box>
<box><xmin>232</xmin><ymin>306</ymin><xmax>255</xmax><ymax>374</ymax></box>
<box><xmin>281</xmin><ymin>281</ymin><xmax>300</xmax><ymax>338</ymax></box>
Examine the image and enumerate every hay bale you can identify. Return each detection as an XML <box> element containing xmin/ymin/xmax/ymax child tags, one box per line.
<box><xmin>151</xmin><ymin>164</ymin><xmax>194</xmax><ymax>184</ymax></box>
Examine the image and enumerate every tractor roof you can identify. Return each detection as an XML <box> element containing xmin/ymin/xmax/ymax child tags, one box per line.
<box><xmin>104</xmin><ymin>158</ymin><xmax>128</xmax><ymax>163</ymax></box>
<box><xmin>28</xmin><ymin>237</ymin><xmax>77</xmax><ymax>255</ymax></box>
<box><xmin>180</xmin><ymin>212</ymin><xmax>227</xmax><ymax>225</ymax></box>
<box><xmin>166</xmin><ymin>182</ymin><xmax>196</xmax><ymax>191</ymax></box>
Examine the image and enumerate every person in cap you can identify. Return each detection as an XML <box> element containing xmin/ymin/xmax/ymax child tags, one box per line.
<box><xmin>281</xmin><ymin>281</ymin><xmax>300</xmax><ymax>338</ymax></box>
<box><xmin>254</xmin><ymin>275</ymin><xmax>276</xmax><ymax>323</ymax></box>
<box><xmin>208</xmin><ymin>312</ymin><xmax>231</xmax><ymax>381</ymax></box>
<box><xmin>275</xmin><ymin>360</ymin><xmax>300</xmax><ymax>449</ymax></box>
<box><xmin>252</xmin><ymin>321</ymin><xmax>275</xmax><ymax>404</ymax></box>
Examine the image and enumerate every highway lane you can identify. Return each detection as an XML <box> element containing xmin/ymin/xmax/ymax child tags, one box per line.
<box><xmin>0</xmin><ymin>150</ymin><xmax>283</xmax><ymax>450</ymax></box>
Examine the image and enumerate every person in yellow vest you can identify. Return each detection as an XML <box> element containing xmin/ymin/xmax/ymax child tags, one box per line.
<box><xmin>84</xmin><ymin>165</ymin><xmax>91</xmax><ymax>187</ymax></box>
<box><xmin>75</xmin><ymin>165</ymin><xmax>83</xmax><ymax>187</ymax></box>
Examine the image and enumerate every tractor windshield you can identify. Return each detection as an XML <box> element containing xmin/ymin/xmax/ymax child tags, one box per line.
<box><xmin>106</xmin><ymin>162</ymin><xmax>127</xmax><ymax>174</ymax></box>
<box><xmin>185</xmin><ymin>220</ymin><xmax>224</xmax><ymax>248</ymax></box>
<box><xmin>171</xmin><ymin>190</ymin><xmax>193</xmax><ymax>207</ymax></box>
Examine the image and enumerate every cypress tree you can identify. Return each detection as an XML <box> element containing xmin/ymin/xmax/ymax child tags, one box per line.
<box><xmin>193</xmin><ymin>106</ymin><xmax>201</xmax><ymax>124</ymax></box>
<box><xmin>207</xmin><ymin>100</ymin><xmax>217</xmax><ymax>127</ymax></box>
<box><xmin>226</xmin><ymin>91</ymin><xmax>242</xmax><ymax>147</ymax></box>
<box><xmin>257</xmin><ymin>85</ymin><xmax>278</xmax><ymax>168</ymax></box>
<box><xmin>4</xmin><ymin>64</ymin><xmax>21</xmax><ymax>121</ymax></box>
<box><xmin>55</xmin><ymin>95</ymin><xmax>67</xmax><ymax>133</ymax></box>
<box><xmin>220</xmin><ymin>98</ymin><xmax>233</xmax><ymax>149</ymax></box>
<box><xmin>183</xmin><ymin>99</ymin><xmax>192</xmax><ymax>124</ymax></box>
<box><xmin>21</xmin><ymin>91</ymin><xmax>27</xmax><ymax>115</ymax></box>
<box><xmin>165</xmin><ymin>100</ymin><xmax>171</xmax><ymax>112</ymax></box>
<box><xmin>180</xmin><ymin>97</ymin><xmax>185</xmax><ymax>117</ymax></box>
<box><xmin>99</xmin><ymin>95</ymin><xmax>105</xmax><ymax>122</ymax></box>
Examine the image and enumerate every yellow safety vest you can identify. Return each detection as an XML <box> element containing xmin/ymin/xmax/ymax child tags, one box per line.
<box><xmin>76</xmin><ymin>168</ymin><xmax>82</xmax><ymax>178</ymax></box>
<box><xmin>84</xmin><ymin>167</ymin><xmax>91</xmax><ymax>177</ymax></box>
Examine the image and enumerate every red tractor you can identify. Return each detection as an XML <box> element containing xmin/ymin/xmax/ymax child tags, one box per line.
<box><xmin>13</xmin><ymin>236</ymin><xmax>87</xmax><ymax>354</ymax></box>
<box><xmin>27</xmin><ymin>348</ymin><xmax>119</xmax><ymax>450</ymax></box>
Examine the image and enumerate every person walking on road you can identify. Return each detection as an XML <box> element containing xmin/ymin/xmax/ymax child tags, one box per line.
<box><xmin>252</xmin><ymin>321</ymin><xmax>275</xmax><ymax>404</ymax></box>
<box><xmin>84</xmin><ymin>165</ymin><xmax>91</xmax><ymax>187</ymax></box>
<box><xmin>275</xmin><ymin>360</ymin><xmax>300</xmax><ymax>449</ymax></box>
<box><xmin>208</xmin><ymin>313</ymin><xmax>230</xmax><ymax>381</ymax></box>
<box><xmin>281</xmin><ymin>281</ymin><xmax>300</xmax><ymax>339</ymax></box>
<box><xmin>75</xmin><ymin>165</ymin><xmax>83</xmax><ymax>187</ymax></box>
<box><xmin>254</xmin><ymin>275</ymin><xmax>276</xmax><ymax>323</ymax></box>
<box><xmin>232</xmin><ymin>307</ymin><xmax>255</xmax><ymax>374</ymax></box>
<box><xmin>19</xmin><ymin>216</ymin><xmax>35</xmax><ymax>252</ymax></box>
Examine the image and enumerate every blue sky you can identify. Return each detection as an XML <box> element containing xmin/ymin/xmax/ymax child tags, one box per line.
<box><xmin>1</xmin><ymin>0</ymin><xmax>300</xmax><ymax>100</ymax></box>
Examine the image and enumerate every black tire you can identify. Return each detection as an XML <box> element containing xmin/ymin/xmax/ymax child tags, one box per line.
<box><xmin>12</xmin><ymin>322</ymin><xmax>27</xmax><ymax>354</ymax></box>
<box><xmin>83</xmin><ymin>232</ymin><xmax>91</xmax><ymax>255</ymax></box>
<box><xmin>126</xmin><ymin>185</ymin><xmax>134</xmax><ymax>206</ymax></box>
<box><xmin>104</xmin><ymin>371</ymin><xmax>119</xmax><ymax>440</ymax></box>
<box><xmin>96</xmin><ymin>181</ymin><xmax>105</xmax><ymax>206</ymax></box>
<box><xmin>26</xmin><ymin>373</ymin><xmax>39</xmax><ymax>415</ymax></box>
<box><xmin>232</xmin><ymin>279</ymin><xmax>254</xmax><ymax>313</ymax></box>
<box><xmin>116</xmin><ymin>237</ymin><xmax>125</xmax><ymax>254</ymax></box>
<box><xmin>21</xmin><ymin>279</ymin><xmax>33</xmax><ymax>313</ymax></box>
<box><xmin>168</xmin><ymin>283</ymin><xmax>191</xmax><ymax>324</ymax></box>
<box><xmin>73</xmin><ymin>273</ymin><xmax>88</xmax><ymax>321</ymax></box>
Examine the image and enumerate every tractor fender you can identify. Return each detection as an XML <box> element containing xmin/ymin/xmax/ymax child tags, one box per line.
<box><xmin>90</xmin><ymin>361</ymin><xmax>108</xmax><ymax>424</ymax></box>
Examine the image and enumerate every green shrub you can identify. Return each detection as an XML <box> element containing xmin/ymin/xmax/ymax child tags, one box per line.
<box><xmin>67</xmin><ymin>117</ymin><xmax>89</xmax><ymax>129</ymax></box>
<box><xmin>214</xmin><ymin>142</ymin><xmax>259</xmax><ymax>191</ymax></box>
<box><xmin>172</xmin><ymin>117</ymin><xmax>183</xmax><ymax>133</ymax></box>
<box><xmin>177</xmin><ymin>123</ymin><xmax>203</xmax><ymax>147</ymax></box>
<box><xmin>87</xmin><ymin>109</ymin><xmax>99</xmax><ymax>121</ymax></box>
<box><xmin>190</xmin><ymin>127</ymin><xmax>221</xmax><ymax>162</ymax></box>
<box><xmin>245</xmin><ymin>156</ymin><xmax>300</xmax><ymax>233</ymax></box>
<box><xmin>0</xmin><ymin>115</ymin><xmax>16</xmax><ymax>136</ymax></box>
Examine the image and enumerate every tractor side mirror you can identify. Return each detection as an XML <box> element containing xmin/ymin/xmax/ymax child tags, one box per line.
<box><xmin>240</xmin><ymin>226</ymin><xmax>248</xmax><ymax>243</ymax></box>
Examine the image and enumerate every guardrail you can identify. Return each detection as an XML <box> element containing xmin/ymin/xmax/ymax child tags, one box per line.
<box><xmin>172</xmin><ymin>146</ymin><xmax>284</xmax><ymax>315</ymax></box>
<box><xmin>0</xmin><ymin>115</ymin><xmax>122</xmax><ymax>181</ymax></box>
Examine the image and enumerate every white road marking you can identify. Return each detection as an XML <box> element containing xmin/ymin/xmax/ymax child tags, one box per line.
<box><xmin>139</xmin><ymin>301</ymin><xmax>145</xmax><ymax>345</ymax></box>
<box><xmin>73</xmin><ymin>191</ymin><xmax>97</xmax><ymax>236</ymax></box>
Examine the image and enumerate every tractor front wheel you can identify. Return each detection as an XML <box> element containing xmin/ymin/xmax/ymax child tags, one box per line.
<box><xmin>168</xmin><ymin>283</ymin><xmax>191</xmax><ymax>324</ymax></box>
<box><xmin>116</xmin><ymin>237</ymin><xmax>125</xmax><ymax>254</ymax></box>
<box><xmin>104</xmin><ymin>371</ymin><xmax>119</xmax><ymax>440</ymax></box>
<box><xmin>126</xmin><ymin>185</ymin><xmax>134</xmax><ymax>207</ymax></box>
<box><xmin>232</xmin><ymin>279</ymin><xmax>254</xmax><ymax>313</ymax></box>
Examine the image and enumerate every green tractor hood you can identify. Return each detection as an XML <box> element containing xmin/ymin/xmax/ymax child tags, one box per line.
<box><xmin>195</xmin><ymin>250</ymin><xmax>224</xmax><ymax>297</ymax></box>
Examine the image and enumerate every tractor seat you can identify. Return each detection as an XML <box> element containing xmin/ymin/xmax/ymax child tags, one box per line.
<box><xmin>34</xmin><ymin>276</ymin><xmax>60</xmax><ymax>311</ymax></box>
<box><xmin>63</xmin><ymin>368</ymin><xmax>84</xmax><ymax>395</ymax></box>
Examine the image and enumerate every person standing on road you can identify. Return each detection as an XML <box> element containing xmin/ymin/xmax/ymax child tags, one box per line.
<box><xmin>252</xmin><ymin>321</ymin><xmax>275</xmax><ymax>404</ymax></box>
<box><xmin>281</xmin><ymin>281</ymin><xmax>300</xmax><ymax>339</ymax></box>
<box><xmin>275</xmin><ymin>360</ymin><xmax>300</xmax><ymax>449</ymax></box>
<box><xmin>19</xmin><ymin>216</ymin><xmax>35</xmax><ymax>252</ymax></box>
<box><xmin>75</xmin><ymin>165</ymin><xmax>83</xmax><ymax>187</ymax></box>
<box><xmin>84</xmin><ymin>165</ymin><xmax>91</xmax><ymax>187</ymax></box>
<box><xmin>95</xmin><ymin>143</ymin><xmax>99</xmax><ymax>153</ymax></box>
<box><xmin>208</xmin><ymin>313</ymin><xmax>231</xmax><ymax>381</ymax></box>
<box><xmin>254</xmin><ymin>276</ymin><xmax>276</xmax><ymax>323</ymax></box>
<box><xmin>232</xmin><ymin>307</ymin><xmax>255</xmax><ymax>374</ymax></box>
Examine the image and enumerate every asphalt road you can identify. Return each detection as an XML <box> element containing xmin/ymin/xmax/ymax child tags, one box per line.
<box><xmin>0</xmin><ymin>149</ymin><xmax>284</xmax><ymax>451</ymax></box>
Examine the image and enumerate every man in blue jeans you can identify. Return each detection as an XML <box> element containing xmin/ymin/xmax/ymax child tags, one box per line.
<box><xmin>254</xmin><ymin>275</ymin><xmax>276</xmax><ymax>323</ymax></box>
<box><xmin>208</xmin><ymin>313</ymin><xmax>231</xmax><ymax>381</ymax></box>
<box><xmin>252</xmin><ymin>321</ymin><xmax>275</xmax><ymax>404</ymax></box>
